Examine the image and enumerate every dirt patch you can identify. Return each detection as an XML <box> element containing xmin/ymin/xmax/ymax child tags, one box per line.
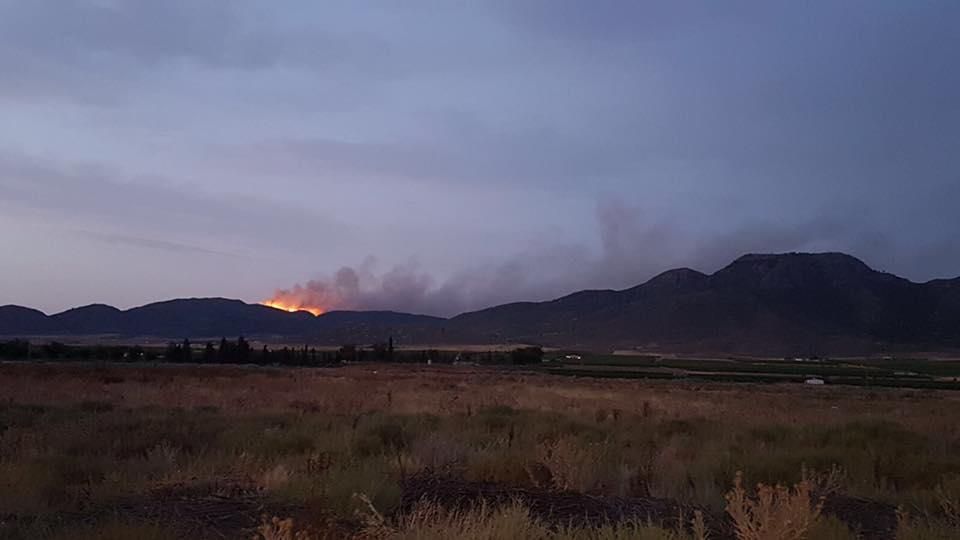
<box><xmin>400</xmin><ymin>472</ymin><xmax>734</xmax><ymax>538</ymax></box>
<box><xmin>1</xmin><ymin>479</ymin><xmax>300</xmax><ymax>540</ymax></box>
<box><xmin>822</xmin><ymin>495</ymin><xmax>898</xmax><ymax>540</ymax></box>
<box><xmin>399</xmin><ymin>472</ymin><xmax>900</xmax><ymax>540</ymax></box>
<box><xmin>119</xmin><ymin>479</ymin><xmax>282</xmax><ymax>538</ymax></box>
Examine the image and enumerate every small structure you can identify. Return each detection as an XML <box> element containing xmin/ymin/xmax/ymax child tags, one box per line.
<box><xmin>805</xmin><ymin>377</ymin><xmax>825</xmax><ymax>385</ymax></box>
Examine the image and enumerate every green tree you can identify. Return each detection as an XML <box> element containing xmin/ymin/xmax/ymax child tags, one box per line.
<box><xmin>510</xmin><ymin>346</ymin><xmax>544</xmax><ymax>365</ymax></box>
<box><xmin>237</xmin><ymin>336</ymin><xmax>251</xmax><ymax>364</ymax></box>
<box><xmin>218</xmin><ymin>337</ymin><xmax>229</xmax><ymax>362</ymax></box>
<box><xmin>203</xmin><ymin>342</ymin><xmax>216</xmax><ymax>363</ymax></box>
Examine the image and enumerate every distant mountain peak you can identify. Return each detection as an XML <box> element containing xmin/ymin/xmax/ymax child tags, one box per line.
<box><xmin>142</xmin><ymin>297</ymin><xmax>248</xmax><ymax>307</ymax></box>
<box><xmin>0</xmin><ymin>305</ymin><xmax>59</xmax><ymax>335</ymax></box>
<box><xmin>0</xmin><ymin>305</ymin><xmax>48</xmax><ymax>315</ymax></box>
<box><xmin>446</xmin><ymin>251</ymin><xmax>960</xmax><ymax>353</ymax></box>
<box><xmin>728</xmin><ymin>251</ymin><xmax>870</xmax><ymax>268</ymax></box>
<box><xmin>55</xmin><ymin>303</ymin><xmax>122</xmax><ymax>315</ymax></box>
<box><xmin>2</xmin><ymin>252</ymin><xmax>959</xmax><ymax>353</ymax></box>
<box><xmin>644</xmin><ymin>267</ymin><xmax>709</xmax><ymax>286</ymax></box>
<box><xmin>715</xmin><ymin>252</ymin><xmax>876</xmax><ymax>287</ymax></box>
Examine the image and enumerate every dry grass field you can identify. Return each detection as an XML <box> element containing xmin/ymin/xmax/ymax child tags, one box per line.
<box><xmin>2</xmin><ymin>362</ymin><xmax>959</xmax><ymax>539</ymax></box>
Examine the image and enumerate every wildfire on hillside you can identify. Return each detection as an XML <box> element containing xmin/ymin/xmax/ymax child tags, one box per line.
<box><xmin>262</xmin><ymin>270</ymin><xmax>360</xmax><ymax>317</ymax></box>
<box><xmin>261</xmin><ymin>299</ymin><xmax>325</xmax><ymax>316</ymax></box>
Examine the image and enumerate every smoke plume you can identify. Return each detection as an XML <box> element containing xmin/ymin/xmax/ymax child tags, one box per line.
<box><xmin>265</xmin><ymin>201</ymin><xmax>941</xmax><ymax>317</ymax></box>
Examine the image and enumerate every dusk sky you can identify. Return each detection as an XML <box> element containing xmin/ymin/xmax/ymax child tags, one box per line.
<box><xmin>1</xmin><ymin>1</ymin><xmax>958</xmax><ymax>316</ymax></box>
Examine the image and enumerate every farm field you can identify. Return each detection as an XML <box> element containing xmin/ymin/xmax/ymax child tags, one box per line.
<box><xmin>1</xmin><ymin>362</ymin><xmax>959</xmax><ymax>539</ymax></box>
<box><xmin>543</xmin><ymin>353</ymin><xmax>960</xmax><ymax>390</ymax></box>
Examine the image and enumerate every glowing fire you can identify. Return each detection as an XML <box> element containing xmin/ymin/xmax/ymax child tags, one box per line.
<box><xmin>262</xmin><ymin>299</ymin><xmax>325</xmax><ymax>316</ymax></box>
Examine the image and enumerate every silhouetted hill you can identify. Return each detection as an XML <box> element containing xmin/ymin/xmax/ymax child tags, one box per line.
<box><xmin>0</xmin><ymin>298</ymin><xmax>444</xmax><ymax>343</ymax></box>
<box><xmin>314</xmin><ymin>310</ymin><xmax>444</xmax><ymax>328</ymax></box>
<box><xmin>2</xmin><ymin>253</ymin><xmax>959</xmax><ymax>354</ymax></box>
<box><xmin>445</xmin><ymin>252</ymin><xmax>960</xmax><ymax>354</ymax></box>
<box><xmin>0</xmin><ymin>306</ymin><xmax>60</xmax><ymax>335</ymax></box>
<box><xmin>52</xmin><ymin>304</ymin><xmax>125</xmax><ymax>334</ymax></box>
<box><xmin>120</xmin><ymin>300</ymin><xmax>442</xmax><ymax>340</ymax></box>
<box><xmin>118</xmin><ymin>298</ymin><xmax>318</xmax><ymax>337</ymax></box>
<box><xmin>309</xmin><ymin>310</ymin><xmax>446</xmax><ymax>344</ymax></box>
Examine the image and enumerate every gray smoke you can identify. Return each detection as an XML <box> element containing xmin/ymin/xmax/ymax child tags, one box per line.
<box><xmin>270</xmin><ymin>200</ymin><xmax>943</xmax><ymax>317</ymax></box>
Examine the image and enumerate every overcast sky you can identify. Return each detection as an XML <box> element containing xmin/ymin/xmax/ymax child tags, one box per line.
<box><xmin>1</xmin><ymin>1</ymin><xmax>958</xmax><ymax>316</ymax></box>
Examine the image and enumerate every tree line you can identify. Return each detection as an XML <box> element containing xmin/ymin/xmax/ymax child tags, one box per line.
<box><xmin>0</xmin><ymin>338</ymin><xmax>544</xmax><ymax>366</ymax></box>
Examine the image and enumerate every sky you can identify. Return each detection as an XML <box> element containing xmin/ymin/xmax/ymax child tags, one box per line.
<box><xmin>0</xmin><ymin>1</ymin><xmax>958</xmax><ymax>316</ymax></box>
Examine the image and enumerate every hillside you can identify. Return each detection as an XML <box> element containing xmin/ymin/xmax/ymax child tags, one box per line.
<box><xmin>2</xmin><ymin>253</ymin><xmax>959</xmax><ymax>354</ymax></box>
<box><xmin>0</xmin><ymin>306</ymin><xmax>61</xmax><ymax>335</ymax></box>
<box><xmin>444</xmin><ymin>253</ymin><xmax>960</xmax><ymax>354</ymax></box>
<box><xmin>0</xmin><ymin>298</ymin><xmax>445</xmax><ymax>344</ymax></box>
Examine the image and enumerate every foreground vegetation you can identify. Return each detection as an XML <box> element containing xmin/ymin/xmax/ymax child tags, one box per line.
<box><xmin>1</xmin><ymin>362</ymin><xmax>958</xmax><ymax>538</ymax></box>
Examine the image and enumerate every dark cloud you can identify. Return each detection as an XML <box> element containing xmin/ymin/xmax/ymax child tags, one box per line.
<box><xmin>0</xmin><ymin>2</ymin><xmax>262</xmax><ymax>103</ymax></box>
<box><xmin>0</xmin><ymin>151</ymin><xmax>348</xmax><ymax>254</ymax></box>
<box><xmin>0</xmin><ymin>1</ymin><xmax>275</xmax><ymax>68</ymax></box>
<box><xmin>0</xmin><ymin>2</ymin><xmax>958</xmax><ymax>312</ymax></box>
<box><xmin>77</xmin><ymin>230</ymin><xmax>249</xmax><ymax>259</ymax></box>
<box><xmin>0</xmin><ymin>1</ymin><xmax>401</xmax><ymax>104</ymax></box>
<box><xmin>494</xmin><ymin>1</ymin><xmax>741</xmax><ymax>44</ymax></box>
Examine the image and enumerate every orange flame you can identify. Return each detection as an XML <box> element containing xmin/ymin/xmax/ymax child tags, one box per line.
<box><xmin>262</xmin><ymin>299</ymin><xmax>325</xmax><ymax>316</ymax></box>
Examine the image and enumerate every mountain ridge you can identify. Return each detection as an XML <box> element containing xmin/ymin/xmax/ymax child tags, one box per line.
<box><xmin>3</xmin><ymin>252</ymin><xmax>960</xmax><ymax>354</ymax></box>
